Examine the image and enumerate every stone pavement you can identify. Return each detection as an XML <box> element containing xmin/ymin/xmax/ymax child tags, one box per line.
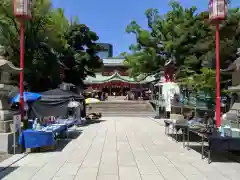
<box><xmin>0</xmin><ymin>117</ymin><xmax>240</xmax><ymax>180</ymax></box>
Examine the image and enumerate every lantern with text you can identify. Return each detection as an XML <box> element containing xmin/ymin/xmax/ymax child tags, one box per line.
<box><xmin>13</xmin><ymin>0</ymin><xmax>32</xmax><ymax>20</ymax></box>
<box><xmin>209</xmin><ymin>0</ymin><xmax>227</xmax><ymax>22</ymax></box>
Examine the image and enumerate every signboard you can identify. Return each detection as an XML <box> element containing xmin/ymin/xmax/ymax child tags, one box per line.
<box><xmin>13</xmin><ymin>114</ymin><xmax>21</xmax><ymax>132</ymax></box>
<box><xmin>13</xmin><ymin>114</ymin><xmax>21</xmax><ymax>154</ymax></box>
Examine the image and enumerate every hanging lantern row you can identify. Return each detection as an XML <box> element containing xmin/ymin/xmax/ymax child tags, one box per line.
<box><xmin>209</xmin><ymin>0</ymin><xmax>227</xmax><ymax>22</ymax></box>
<box><xmin>13</xmin><ymin>0</ymin><xmax>32</xmax><ymax>20</ymax></box>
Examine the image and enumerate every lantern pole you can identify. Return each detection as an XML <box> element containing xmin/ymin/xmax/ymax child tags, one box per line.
<box><xmin>13</xmin><ymin>0</ymin><xmax>31</xmax><ymax>119</ymax></box>
<box><xmin>215</xmin><ymin>23</ymin><xmax>221</xmax><ymax>128</ymax></box>
<box><xmin>209</xmin><ymin>0</ymin><xmax>226</xmax><ymax>128</ymax></box>
<box><xmin>19</xmin><ymin>21</ymin><xmax>25</xmax><ymax>119</ymax></box>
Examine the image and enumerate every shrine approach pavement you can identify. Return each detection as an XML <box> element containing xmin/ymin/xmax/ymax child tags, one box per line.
<box><xmin>0</xmin><ymin>116</ymin><xmax>240</xmax><ymax>180</ymax></box>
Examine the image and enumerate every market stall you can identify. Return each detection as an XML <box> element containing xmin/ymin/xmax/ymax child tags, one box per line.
<box><xmin>30</xmin><ymin>87</ymin><xmax>84</xmax><ymax>118</ymax></box>
<box><xmin>19</xmin><ymin>87</ymin><xmax>84</xmax><ymax>152</ymax></box>
<box><xmin>19</xmin><ymin>123</ymin><xmax>67</xmax><ymax>149</ymax></box>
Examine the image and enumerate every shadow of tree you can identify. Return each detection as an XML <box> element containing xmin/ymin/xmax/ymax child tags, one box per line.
<box><xmin>0</xmin><ymin>166</ymin><xmax>19</xmax><ymax>179</ymax></box>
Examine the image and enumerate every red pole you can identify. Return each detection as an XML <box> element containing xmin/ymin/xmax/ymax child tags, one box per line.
<box><xmin>20</xmin><ymin>22</ymin><xmax>25</xmax><ymax>119</ymax></box>
<box><xmin>215</xmin><ymin>23</ymin><xmax>221</xmax><ymax>127</ymax></box>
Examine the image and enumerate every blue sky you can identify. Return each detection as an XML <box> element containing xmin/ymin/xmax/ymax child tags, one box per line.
<box><xmin>52</xmin><ymin>0</ymin><xmax>239</xmax><ymax>56</ymax></box>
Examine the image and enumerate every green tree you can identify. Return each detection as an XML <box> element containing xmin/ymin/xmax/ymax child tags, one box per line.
<box><xmin>123</xmin><ymin>1</ymin><xmax>200</xmax><ymax>80</ymax></box>
<box><xmin>0</xmin><ymin>0</ymin><xmax>68</xmax><ymax>91</ymax></box>
<box><xmin>61</xmin><ymin>23</ymin><xmax>103</xmax><ymax>86</ymax></box>
<box><xmin>123</xmin><ymin>1</ymin><xmax>240</xmax><ymax>95</ymax></box>
<box><xmin>0</xmin><ymin>0</ymin><xmax>102</xmax><ymax>91</ymax></box>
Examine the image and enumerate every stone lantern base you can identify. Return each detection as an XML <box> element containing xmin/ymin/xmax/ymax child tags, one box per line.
<box><xmin>0</xmin><ymin>56</ymin><xmax>22</xmax><ymax>153</ymax></box>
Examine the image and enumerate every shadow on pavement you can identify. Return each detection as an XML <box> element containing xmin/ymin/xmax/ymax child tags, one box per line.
<box><xmin>83</xmin><ymin>119</ymin><xmax>106</xmax><ymax>126</ymax></box>
<box><xmin>167</xmin><ymin>132</ymin><xmax>240</xmax><ymax>163</ymax></box>
<box><xmin>55</xmin><ymin>129</ymin><xmax>83</xmax><ymax>151</ymax></box>
<box><xmin>56</xmin><ymin>120</ymin><xmax>106</xmax><ymax>151</ymax></box>
<box><xmin>167</xmin><ymin>132</ymin><xmax>201</xmax><ymax>142</ymax></box>
<box><xmin>189</xmin><ymin>145</ymin><xmax>240</xmax><ymax>163</ymax></box>
<box><xmin>0</xmin><ymin>166</ymin><xmax>19</xmax><ymax>179</ymax></box>
<box><xmin>29</xmin><ymin>129</ymin><xmax>83</xmax><ymax>153</ymax></box>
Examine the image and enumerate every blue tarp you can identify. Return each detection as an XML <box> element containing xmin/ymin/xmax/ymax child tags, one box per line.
<box><xmin>12</xmin><ymin>92</ymin><xmax>41</xmax><ymax>103</ymax></box>
<box><xmin>19</xmin><ymin>124</ymin><xmax>66</xmax><ymax>148</ymax></box>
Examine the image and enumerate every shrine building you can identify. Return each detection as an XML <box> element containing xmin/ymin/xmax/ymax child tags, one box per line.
<box><xmin>83</xmin><ymin>57</ymin><xmax>155</xmax><ymax>96</ymax></box>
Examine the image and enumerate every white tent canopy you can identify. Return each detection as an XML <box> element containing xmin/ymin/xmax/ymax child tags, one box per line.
<box><xmin>67</xmin><ymin>101</ymin><xmax>81</xmax><ymax>108</ymax></box>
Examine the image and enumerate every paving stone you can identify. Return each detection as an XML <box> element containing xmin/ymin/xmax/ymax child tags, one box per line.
<box><xmin>55</xmin><ymin>162</ymin><xmax>81</xmax><ymax>176</ymax></box>
<box><xmin>117</xmin><ymin>142</ymin><xmax>131</xmax><ymax>152</ymax></box>
<box><xmin>137</xmin><ymin>162</ymin><xmax>160</xmax><ymax>175</ymax></box>
<box><xmin>151</xmin><ymin>156</ymin><xmax>172</xmax><ymax>167</ymax></box>
<box><xmin>66</xmin><ymin>148</ymin><xmax>89</xmax><ymax>163</ymax></box>
<box><xmin>98</xmin><ymin>163</ymin><xmax>118</xmax><ymax>174</ymax></box>
<box><xmin>141</xmin><ymin>175</ymin><xmax>165</xmax><ymax>180</ymax></box>
<box><xmin>97</xmin><ymin>174</ymin><xmax>119</xmax><ymax>180</ymax></box>
<box><xmin>101</xmin><ymin>152</ymin><xmax>117</xmax><ymax>163</ymax></box>
<box><xmin>119</xmin><ymin>166</ymin><xmax>141</xmax><ymax>180</ymax></box>
<box><xmin>75</xmin><ymin>167</ymin><xmax>98</xmax><ymax>180</ymax></box>
<box><xmin>190</xmin><ymin>161</ymin><xmax>231</xmax><ymax>180</ymax></box>
<box><xmin>118</xmin><ymin>153</ymin><xmax>136</xmax><ymax>166</ymax></box>
<box><xmin>133</xmin><ymin>151</ymin><xmax>152</xmax><ymax>162</ymax></box>
<box><xmin>81</xmin><ymin>156</ymin><xmax>101</xmax><ymax>168</ymax></box>
<box><xmin>30</xmin><ymin>161</ymin><xmax>64</xmax><ymax>180</ymax></box>
<box><xmin>1</xmin><ymin>165</ymin><xmax>39</xmax><ymax>180</ymax></box>
<box><xmin>1</xmin><ymin>117</ymin><xmax>240</xmax><ymax>180</ymax></box>
<box><xmin>52</xmin><ymin>175</ymin><xmax>75</xmax><ymax>180</ymax></box>
<box><xmin>0</xmin><ymin>154</ymin><xmax>26</xmax><ymax>167</ymax></box>
<box><xmin>158</xmin><ymin>165</ymin><xmax>187</xmax><ymax>180</ymax></box>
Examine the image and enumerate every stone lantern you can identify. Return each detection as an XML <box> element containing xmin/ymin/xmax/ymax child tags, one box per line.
<box><xmin>0</xmin><ymin>56</ymin><xmax>22</xmax><ymax>132</ymax></box>
<box><xmin>0</xmin><ymin>56</ymin><xmax>22</xmax><ymax>152</ymax></box>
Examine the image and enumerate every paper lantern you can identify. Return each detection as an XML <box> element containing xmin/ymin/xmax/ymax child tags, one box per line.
<box><xmin>13</xmin><ymin>0</ymin><xmax>32</xmax><ymax>20</ymax></box>
<box><xmin>209</xmin><ymin>0</ymin><xmax>227</xmax><ymax>21</ymax></box>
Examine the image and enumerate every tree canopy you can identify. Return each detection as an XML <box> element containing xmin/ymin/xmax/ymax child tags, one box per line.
<box><xmin>0</xmin><ymin>0</ymin><xmax>102</xmax><ymax>91</ymax></box>
<box><xmin>123</xmin><ymin>1</ymin><xmax>240</xmax><ymax>94</ymax></box>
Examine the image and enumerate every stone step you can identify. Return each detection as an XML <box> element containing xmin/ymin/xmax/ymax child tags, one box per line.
<box><xmin>88</xmin><ymin>100</ymin><xmax>155</xmax><ymax>117</ymax></box>
<box><xmin>92</xmin><ymin>100</ymin><xmax>149</xmax><ymax>104</ymax></box>
<box><xmin>89</xmin><ymin>102</ymin><xmax>153</xmax><ymax>107</ymax></box>
<box><xmin>101</xmin><ymin>112</ymin><xmax>155</xmax><ymax>117</ymax></box>
<box><xmin>89</xmin><ymin>107</ymin><xmax>152</xmax><ymax>110</ymax></box>
<box><xmin>88</xmin><ymin>106</ymin><xmax>153</xmax><ymax>110</ymax></box>
<box><xmin>90</xmin><ymin>103</ymin><xmax>151</xmax><ymax>106</ymax></box>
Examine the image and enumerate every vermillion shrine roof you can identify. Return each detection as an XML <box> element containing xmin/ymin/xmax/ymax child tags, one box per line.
<box><xmin>84</xmin><ymin>57</ymin><xmax>156</xmax><ymax>84</ymax></box>
<box><xmin>84</xmin><ymin>71</ymin><xmax>155</xmax><ymax>84</ymax></box>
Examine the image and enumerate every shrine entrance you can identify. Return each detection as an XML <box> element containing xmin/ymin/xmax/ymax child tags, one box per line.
<box><xmin>100</xmin><ymin>80</ymin><xmax>136</xmax><ymax>96</ymax></box>
<box><xmin>88</xmin><ymin>80</ymin><xmax>149</xmax><ymax>97</ymax></box>
<box><xmin>102</xmin><ymin>86</ymin><xmax>130</xmax><ymax>96</ymax></box>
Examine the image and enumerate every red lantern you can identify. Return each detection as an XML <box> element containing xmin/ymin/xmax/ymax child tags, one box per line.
<box><xmin>209</xmin><ymin>0</ymin><xmax>227</xmax><ymax>22</ymax></box>
<box><xmin>13</xmin><ymin>0</ymin><xmax>32</xmax><ymax>20</ymax></box>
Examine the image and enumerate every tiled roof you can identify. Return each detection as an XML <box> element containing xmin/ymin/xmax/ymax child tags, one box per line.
<box><xmin>84</xmin><ymin>72</ymin><xmax>155</xmax><ymax>84</ymax></box>
<box><xmin>102</xmin><ymin>57</ymin><xmax>125</xmax><ymax>66</ymax></box>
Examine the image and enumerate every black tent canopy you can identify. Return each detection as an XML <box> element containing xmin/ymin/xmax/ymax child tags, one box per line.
<box><xmin>40</xmin><ymin>88</ymin><xmax>83</xmax><ymax>100</ymax></box>
<box><xmin>30</xmin><ymin>88</ymin><xmax>84</xmax><ymax>118</ymax></box>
